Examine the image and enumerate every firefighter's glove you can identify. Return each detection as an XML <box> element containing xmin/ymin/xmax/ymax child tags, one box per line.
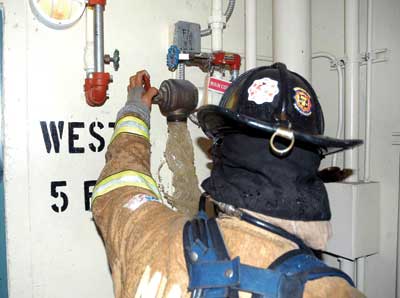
<box><xmin>116</xmin><ymin>70</ymin><xmax>158</xmax><ymax>127</ymax></box>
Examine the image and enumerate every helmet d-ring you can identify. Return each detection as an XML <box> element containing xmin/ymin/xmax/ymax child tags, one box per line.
<box><xmin>269</xmin><ymin>127</ymin><xmax>295</xmax><ymax>156</ymax></box>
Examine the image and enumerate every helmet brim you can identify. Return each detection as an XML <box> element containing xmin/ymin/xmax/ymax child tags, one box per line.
<box><xmin>197</xmin><ymin>105</ymin><xmax>363</xmax><ymax>156</ymax></box>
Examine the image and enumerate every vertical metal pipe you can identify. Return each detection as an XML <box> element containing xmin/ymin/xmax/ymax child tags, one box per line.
<box><xmin>272</xmin><ymin>0</ymin><xmax>311</xmax><ymax>80</ymax></box>
<box><xmin>245</xmin><ymin>0</ymin><xmax>257</xmax><ymax>70</ymax></box>
<box><xmin>364</xmin><ymin>0</ymin><xmax>373</xmax><ymax>181</ymax></box>
<box><xmin>94</xmin><ymin>4</ymin><xmax>104</xmax><ymax>73</ymax></box>
<box><xmin>209</xmin><ymin>0</ymin><xmax>225</xmax><ymax>104</ymax></box>
<box><xmin>344</xmin><ymin>0</ymin><xmax>360</xmax><ymax>181</ymax></box>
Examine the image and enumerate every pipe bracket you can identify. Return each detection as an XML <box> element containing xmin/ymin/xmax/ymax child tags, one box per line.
<box><xmin>361</xmin><ymin>48</ymin><xmax>389</xmax><ymax>64</ymax></box>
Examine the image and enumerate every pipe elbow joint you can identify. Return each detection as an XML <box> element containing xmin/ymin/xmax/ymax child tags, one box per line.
<box><xmin>87</xmin><ymin>0</ymin><xmax>107</xmax><ymax>7</ymax></box>
<box><xmin>84</xmin><ymin>72</ymin><xmax>111</xmax><ymax>107</ymax></box>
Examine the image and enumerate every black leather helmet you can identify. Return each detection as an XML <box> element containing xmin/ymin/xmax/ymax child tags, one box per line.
<box><xmin>197</xmin><ymin>63</ymin><xmax>362</xmax><ymax>156</ymax></box>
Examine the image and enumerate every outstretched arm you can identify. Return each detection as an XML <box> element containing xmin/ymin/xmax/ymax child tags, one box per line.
<box><xmin>92</xmin><ymin>70</ymin><xmax>159</xmax><ymax>201</ymax></box>
<box><xmin>91</xmin><ymin>71</ymin><xmax>186</xmax><ymax>297</ymax></box>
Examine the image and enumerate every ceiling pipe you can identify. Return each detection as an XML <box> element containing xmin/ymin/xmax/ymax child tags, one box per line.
<box><xmin>245</xmin><ymin>0</ymin><xmax>257</xmax><ymax>70</ymax></box>
<box><xmin>272</xmin><ymin>0</ymin><xmax>311</xmax><ymax>81</ymax></box>
<box><xmin>344</xmin><ymin>0</ymin><xmax>360</xmax><ymax>181</ymax></box>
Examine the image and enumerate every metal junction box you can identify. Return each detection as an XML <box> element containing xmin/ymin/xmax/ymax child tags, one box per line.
<box><xmin>325</xmin><ymin>182</ymin><xmax>380</xmax><ymax>259</ymax></box>
<box><xmin>173</xmin><ymin>21</ymin><xmax>201</xmax><ymax>53</ymax></box>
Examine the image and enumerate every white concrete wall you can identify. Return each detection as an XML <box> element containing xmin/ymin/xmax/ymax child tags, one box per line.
<box><xmin>312</xmin><ymin>1</ymin><xmax>400</xmax><ymax>297</ymax></box>
<box><xmin>2</xmin><ymin>0</ymin><xmax>400</xmax><ymax>297</ymax></box>
<box><xmin>361</xmin><ymin>0</ymin><xmax>400</xmax><ymax>296</ymax></box>
<box><xmin>2</xmin><ymin>1</ymin><xmax>245</xmax><ymax>297</ymax></box>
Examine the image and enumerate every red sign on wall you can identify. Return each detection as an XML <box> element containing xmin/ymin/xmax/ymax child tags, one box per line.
<box><xmin>208</xmin><ymin>77</ymin><xmax>231</xmax><ymax>94</ymax></box>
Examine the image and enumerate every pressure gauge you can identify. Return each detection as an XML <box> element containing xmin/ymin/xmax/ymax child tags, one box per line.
<box><xmin>29</xmin><ymin>0</ymin><xmax>86</xmax><ymax>29</ymax></box>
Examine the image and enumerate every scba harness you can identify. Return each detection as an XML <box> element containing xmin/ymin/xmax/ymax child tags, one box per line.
<box><xmin>183</xmin><ymin>201</ymin><xmax>354</xmax><ymax>298</ymax></box>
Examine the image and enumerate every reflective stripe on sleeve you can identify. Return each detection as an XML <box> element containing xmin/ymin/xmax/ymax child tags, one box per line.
<box><xmin>91</xmin><ymin>170</ymin><xmax>161</xmax><ymax>205</ymax></box>
<box><xmin>111</xmin><ymin>116</ymin><xmax>149</xmax><ymax>143</ymax></box>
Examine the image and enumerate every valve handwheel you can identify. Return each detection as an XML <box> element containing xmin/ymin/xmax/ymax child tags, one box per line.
<box><xmin>104</xmin><ymin>49</ymin><xmax>120</xmax><ymax>71</ymax></box>
<box><xmin>167</xmin><ymin>45</ymin><xmax>181</xmax><ymax>71</ymax></box>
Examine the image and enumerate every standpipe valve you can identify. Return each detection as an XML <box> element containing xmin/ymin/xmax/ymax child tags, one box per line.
<box><xmin>84</xmin><ymin>0</ymin><xmax>119</xmax><ymax>107</ymax></box>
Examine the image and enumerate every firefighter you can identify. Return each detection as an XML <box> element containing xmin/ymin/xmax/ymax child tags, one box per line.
<box><xmin>92</xmin><ymin>64</ymin><xmax>365</xmax><ymax>298</ymax></box>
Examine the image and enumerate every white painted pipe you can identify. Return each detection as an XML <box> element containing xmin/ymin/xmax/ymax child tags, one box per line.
<box><xmin>312</xmin><ymin>52</ymin><xmax>344</xmax><ymax>168</ymax></box>
<box><xmin>364</xmin><ymin>0</ymin><xmax>373</xmax><ymax>181</ymax></box>
<box><xmin>344</xmin><ymin>0</ymin><xmax>360</xmax><ymax>181</ymax></box>
<box><xmin>272</xmin><ymin>0</ymin><xmax>311</xmax><ymax>81</ymax></box>
<box><xmin>84</xmin><ymin>8</ymin><xmax>94</xmax><ymax>77</ymax></box>
<box><xmin>210</xmin><ymin>0</ymin><xmax>225</xmax><ymax>52</ymax></box>
<box><xmin>355</xmin><ymin>1</ymin><xmax>372</xmax><ymax>291</ymax></box>
<box><xmin>245</xmin><ymin>0</ymin><xmax>257</xmax><ymax>70</ymax></box>
<box><xmin>209</xmin><ymin>0</ymin><xmax>226</xmax><ymax>104</ymax></box>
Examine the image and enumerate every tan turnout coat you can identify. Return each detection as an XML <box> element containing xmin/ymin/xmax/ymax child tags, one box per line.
<box><xmin>92</xmin><ymin>112</ymin><xmax>364</xmax><ymax>298</ymax></box>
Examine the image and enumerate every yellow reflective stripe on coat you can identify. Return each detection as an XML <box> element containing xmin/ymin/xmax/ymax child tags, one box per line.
<box><xmin>111</xmin><ymin>116</ymin><xmax>149</xmax><ymax>142</ymax></box>
<box><xmin>91</xmin><ymin>170</ymin><xmax>161</xmax><ymax>204</ymax></box>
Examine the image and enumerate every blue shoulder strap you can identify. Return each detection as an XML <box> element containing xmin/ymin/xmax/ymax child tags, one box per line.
<box><xmin>269</xmin><ymin>249</ymin><xmax>355</xmax><ymax>287</ymax></box>
<box><xmin>183</xmin><ymin>211</ymin><xmax>239</xmax><ymax>298</ymax></box>
<box><xmin>183</xmin><ymin>211</ymin><xmax>355</xmax><ymax>298</ymax></box>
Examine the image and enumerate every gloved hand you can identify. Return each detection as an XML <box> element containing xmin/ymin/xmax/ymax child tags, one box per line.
<box><xmin>117</xmin><ymin>70</ymin><xmax>158</xmax><ymax>127</ymax></box>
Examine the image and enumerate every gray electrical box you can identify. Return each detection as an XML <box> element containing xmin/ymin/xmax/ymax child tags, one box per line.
<box><xmin>173</xmin><ymin>21</ymin><xmax>201</xmax><ymax>53</ymax></box>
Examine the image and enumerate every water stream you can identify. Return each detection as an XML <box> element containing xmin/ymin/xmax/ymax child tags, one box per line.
<box><xmin>163</xmin><ymin>121</ymin><xmax>201</xmax><ymax>217</ymax></box>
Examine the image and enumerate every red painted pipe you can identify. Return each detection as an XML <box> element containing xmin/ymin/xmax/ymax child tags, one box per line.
<box><xmin>84</xmin><ymin>72</ymin><xmax>111</xmax><ymax>107</ymax></box>
<box><xmin>87</xmin><ymin>0</ymin><xmax>106</xmax><ymax>6</ymax></box>
<box><xmin>212</xmin><ymin>51</ymin><xmax>241</xmax><ymax>71</ymax></box>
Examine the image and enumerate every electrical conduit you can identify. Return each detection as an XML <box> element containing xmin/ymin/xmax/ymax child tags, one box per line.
<box><xmin>312</xmin><ymin>52</ymin><xmax>344</xmax><ymax>168</ymax></box>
